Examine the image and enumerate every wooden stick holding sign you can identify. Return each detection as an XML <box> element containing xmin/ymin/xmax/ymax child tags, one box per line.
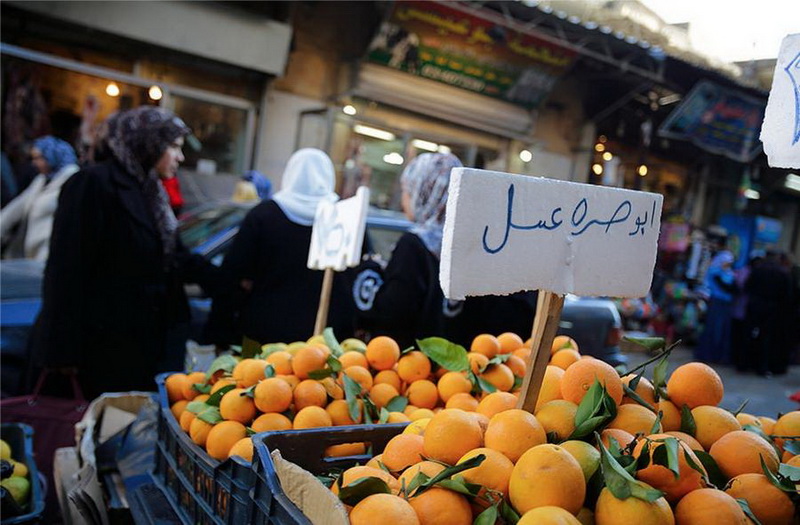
<box><xmin>440</xmin><ymin>168</ymin><xmax>662</xmax><ymax>412</ymax></box>
<box><xmin>308</xmin><ymin>186</ymin><xmax>370</xmax><ymax>335</ymax></box>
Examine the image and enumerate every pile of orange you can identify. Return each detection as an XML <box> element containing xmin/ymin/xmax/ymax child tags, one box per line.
<box><xmin>166</xmin><ymin>333</ymin><xmax>800</xmax><ymax>525</ymax></box>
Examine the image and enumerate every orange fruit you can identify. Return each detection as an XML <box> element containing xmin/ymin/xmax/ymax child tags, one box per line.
<box><xmin>265</xmin><ymin>351</ymin><xmax>293</xmax><ymax>375</ymax></box>
<box><xmin>387</xmin><ymin>412</ymin><xmax>410</xmax><ymax>423</ymax></box>
<box><xmin>397</xmin><ymin>460</ymin><xmax>446</xmax><ymax>489</ymax></box>
<box><xmin>349</xmin><ymin>494</ymin><xmax>419</xmax><ymax>525</ymax></box>
<box><xmin>518</xmin><ymin>506</ymin><xmax>581</xmax><ymax>525</ymax></box>
<box><xmin>607</xmin><ymin>404</ymin><xmax>660</xmax><ymax>435</ymax></box>
<box><xmin>665</xmin><ymin>431</ymin><xmax>704</xmax><ymax>452</ymax></box>
<box><xmin>206</xmin><ymin>420</ymin><xmax>247</xmax><ymax>460</ymax></box>
<box><xmin>374</xmin><ymin>370</ymin><xmax>402</xmax><ymax>391</ymax></box>
<box><xmin>210</xmin><ymin>377</ymin><xmax>237</xmax><ymax>395</ymax></box>
<box><xmin>382</xmin><ymin>434</ymin><xmax>425</xmax><ymax>471</ymax></box>
<box><xmin>423</xmin><ymin>409</ymin><xmax>483</xmax><ymax>465</ymax></box>
<box><xmin>458</xmin><ymin>447</ymin><xmax>514</xmax><ymax>495</ymax></box>
<box><xmin>467</xmin><ymin>352</ymin><xmax>490</xmax><ymax>374</ymax></box>
<box><xmin>408</xmin><ymin>487</ymin><xmax>472</xmax><ymax>525</ymax></box>
<box><xmin>332</xmin><ymin>466</ymin><xmax>399</xmax><ymax>496</ymax></box>
<box><xmin>657</xmin><ymin>399</ymin><xmax>682</xmax><ymax>432</ymax></box>
<box><xmin>674</xmin><ymin>488</ymin><xmax>748</xmax><ymax>524</ymax></box>
<box><xmin>621</xmin><ymin>375</ymin><xmax>657</xmax><ymax>410</ymax></box>
<box><xmin>228</xmin><ymin>437</ymin><xmax>253</xmax><ymax>462</ymax></box>
<box><xmin>666</xmin><ymin>363</ymin><xmax>723</xmax><ymax>410</ymax></box>
<box><xmin>471</xmin><ymin>334</ymin><xmax>501</xmax><ymax>359</ymax></box>
<box><xmin>758</xmin><ymin>416</ymin><xmax>777</xmax><ymax>435</ymax></box>
<box><xmin>724</xmin><ymin>473</ymin><xmax>795</xmax><ymax>525</ymax></box>
<box><xmin>365</xmin><ymin>336</ymin><xmax>401</xmax><ymax>371</ymax></box>
<box><xmin>406</xmin><ymin>380</ymin><xmax>438</xmax><ymax>410</ymax></box>
<box><xmin>481</xmin><ymin>364</ymin><xmax>515</xmax><ymax>392</ymax></box>
<box><xmin>513</xmin><ymin>346</ymin><xmax>532</xmax><ymax>362</ymax></box>
<box><xmin>325</xmin><ymin>442</ymin><xmax>367</xmax><ymax>457</ymax></box>
<box><xmin>171</xmin><ymin>400</ymin><xmax>189</xmax><ymax>420</ymax></box>
<box><xmin>369</xmin><ymin>383</ymin><xmax>401</xmax><ymax>410</ymax></box>
<box><xmin>509</xmin><ymin>444</ymin><xmax>586</xmax><ymax>515</ymax></box>
<box><xmin>535</xmin><ymin>400</ymin><xmax>578</xmax><ymax>441</ymax></box>
<box><xmin>437</xmin><ymin>372</ymin><xmax>472</xmax><ymax>402</ymax></box>
<box><xmin>735</xmin><ymin>412</ymin><xmax>761</xmax><ymax>428</ymax></box>
<box><xmin>560</xmin><ymin>440</ymin><xmax>601</xmax><ymax>481</ymax></box>
<box><xmin>189</xmin><ymin>417</ymin><xmax>213</xmax><ymax>447</ymax></box>
<box><xmin>550</xmin><ymin>349</ymin><xmax>581</xmax><ymax>370</ymax></box>
<box><xmin>409</xmin><ymin>408</ymin><xmax>435</xmax><ymax>421</ymax></box>
<box><xmin>219</xmin><ymin>388</ymin><xmax>257</xmax><ymax>424</ymax></box>
<box><xmin>251</xmin><ymin>412</ymin><xmax>292</xmax><ymax>432</ymax></box>
<box><xmin>179</xmin><ymin>410</ymin><xmax>196</xmax><ymax>432</ymax></box>
<box><xmin>254</xmin><ymin>377</ymin><xmax>293</xmax><ymax>413</ymax></box>
<box><xmin>338</xmin><ymin>351</ymin><xmax>368</xmax><ymax>370</ymax></box>
<box><xmin>561</xmin><ymin>358</ymin><xmax>624</xmax><ymax>406</ymax></box>
<box><xmin>403</xmin><ymin>418</ymin><xmax>431</xmax><ymax>436</ymax></box>
<box><xmin>535</xmin><ymin>365</ymin><xmax>565</xmax><ymax>412</ymax></box>
<box><xmin>484</xmin><ymin>409</ymin><xmax>547</xmax><ymax>463</ymax></box>
<box><xmin>599</xmin><ymin>429</ymin><xmax>636</xmax><ymax>451</ymax></box>
<box><xmin>293</xmin><ymin>379</ymin><xmax>328</xmax><ymax>410</ymax></box>
<box><xmin>691</xmin><ymin>405</ymin><xmax>742</xmax><ymax>450</ymax></box>
<box><xmin>326</xmin><ymin>399</ymin><xmax>363</xmax><ymax>426</ymax></box>
<box><xmin>709</xmin><ymin>430</ymin><xmax>780</xmax><ymax>478</ymax></box>
<box><xmin>403</xmin><ymin>405</ymin><xmax>419</xmax><ymax>417</ymax></box>
<box><xmin>476</xmin><ymin>392</ymin><xmax>518</xmax><ymax>419</ymax></box>
<box><xmin>633</xmin><ymin>433</ymin><xmax>706</xmax><ymax>503</ymax></box>
<box><xmin>446</xmin><ymin>392</ymin><xmax>479</xmax><ymax>412</ymax></box>
<box><xmin>551</xmin><ymin>335</ymin><xmax>578</xmax><ymax>354</ymax></box>
<box><xmin>343</xmin><ymin>365</ymin><xmax>373</xmax><ymax>393</ymax></box>
<box><xmin>497</xmin><ymin>332</ymin><xmax>524</xmax><ymax>354</ymax></box>
<box><xmin>594</xmin><ymin>487</ymin><xmax>673</xmax><ymax>525</ymax></box>
<box><xmin>468</xmin><ymin>412</ymin><xmax>491</xmax><ymax>435</ymax></box>
<box><xmin>506</xmin><ymin>355</ymin><xmax>527</xmax><ymax>378</ymax></box>
<box><xmin>293</xmin><ymin>406</ymin><xmax>332</xmax><ymax>429</ymax></box>
<box><xmin>772</xmin><ymin>411</ymin><xmax>800</xmax><ymax>451</ymax></box>
<box><xmin>276</xmin><ymin>374</ymin><xmax>301</xmax><ymax>391</ymax></box>
<box><xmin>165</xmin><ymin>373</ymin><xmax>188</xmax><ymax>403</ymax></box>
<box><xmin>397</xmin><ymin>351</ymin><xmax>432</xmax><ymax>383</ymax></box>
<box><xmin>291</xmin><ymin>346</ymin><xmax>328</xmax><ymax>380</ymax></box>
<box><xmin>232</xmin><ymin>358</ymin><xmax>268</xmax><ymax>388</ymax></box>
<box><xmin>181</xmin><ymin>371</ymin><xmax>207</xmax><ymax>401</ymax></box>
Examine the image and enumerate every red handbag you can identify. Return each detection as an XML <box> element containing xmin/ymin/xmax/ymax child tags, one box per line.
<box><xmin>1</xmin><ymin>369</ymin><xmax>88</xmax><ymax>517</ymax></box>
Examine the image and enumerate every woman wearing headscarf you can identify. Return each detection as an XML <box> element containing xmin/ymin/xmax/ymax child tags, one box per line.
<box><xmin>356</xmin><ymin>153</ymin><xmax>536</xmax><ymax>348</ymax></box>
<box><xmin>1</xmin><ymin>136</ymin><xmax>79</xmax><ymax>261</ymax></box>
<box><xmin>32</xmin><ymin>106</ymin><xmax>219</xmax><ymax>398</ymax></box>
<box><xmin>204</xmin><ymin>148</ymin><xmax>357</xmax><ymax>345</ymax></box>
<box><xmin>695</xmin><ymin>250</ymin><xmax>737</xmax><ymax>363</ymax></box>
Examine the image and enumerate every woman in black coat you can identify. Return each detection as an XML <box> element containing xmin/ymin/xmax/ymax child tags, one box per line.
<box><xmin>33</xmin><ymin>107</ymin><xmax>218</xmax><ymax>398</ymax></box>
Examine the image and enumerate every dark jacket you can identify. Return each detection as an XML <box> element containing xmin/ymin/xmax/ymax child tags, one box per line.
<box><xmin>204</xmin><ymin>199</ymin><xmax>358</xmax><ymax>345</ymax></box>
<box><xmin>32</xmin><ymin>160</ymin><xmax>217</xmax><ymax>398</ymax></box>
<box><xmin>357</xmin><ymin>232</ymin><xmax>537</xmax><ymax>349</ymax></box>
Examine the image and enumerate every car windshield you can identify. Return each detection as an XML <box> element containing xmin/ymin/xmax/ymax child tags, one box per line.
<box><xmin>179</xmin><ymin>204</ymin><xmax>252</xmax><ymax>253</ymax></box>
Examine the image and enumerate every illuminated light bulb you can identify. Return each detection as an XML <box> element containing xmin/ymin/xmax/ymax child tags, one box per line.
<box><xmin>519</xmin><ymin>149</ymin><xmax>533</xmax><ymax>163</ymax></box>
<box><xmin>592</xmin><ymin>163</ymin><xmax>603</xmax><ymax>175</ymax></box>
<box><xmin>105</xmin><ymin>83</ymin><xmax>120</xmax><ymax>97</ymax></box>
<box><xmin>148</xmin><ymin>85</ymin><xmax>163</xmax><ymax>101</ymax></box>
<box><xmin>595</xmin><ymin>143</ymin><xmax>605</xmax><ymax>152</ymax></box>
<box><xmin>343</xmin><ymin>104</ymin><xmax>357</xmax><ymax>116</ymax></box>
<box><xmin>638</xmin><ymin>165</ymin><xmax>648</xmax><ymax>176</ymax></box>
<box><xmin>602</xmin><ymin>152</ymin><xmax>613</xmax><ymax>161</ymax></box>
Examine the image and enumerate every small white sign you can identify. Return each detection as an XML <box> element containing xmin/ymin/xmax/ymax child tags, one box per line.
<box><xmin>440</xmin><ymin>169</ymin><xmax>663</xmax><ymax>300</ymax></box>
<box><xmin>760</xmin><ymin>33</ymin><xmax>800</xmax><ymax>168</ymax></box>
<box><xmin>307</xmin><ymin>186</ymin><xmax>370</xmax><ymax>271</ymax></box>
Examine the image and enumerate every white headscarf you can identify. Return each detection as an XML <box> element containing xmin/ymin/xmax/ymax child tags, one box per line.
<box><xmin>272</xmin><ymin>148</ymin><xmax>339</xmax><ymax>226</ymax></box>
<box><xmin>400</xmin><ymin>152</ymin><xmax>463</xmax><ymax>257</ymax></box>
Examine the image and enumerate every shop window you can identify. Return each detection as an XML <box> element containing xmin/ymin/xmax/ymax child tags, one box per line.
<box><xmin>170</xmin><ymin>95</ymin><xmax>249</xmax><ymax>176</ymax></box>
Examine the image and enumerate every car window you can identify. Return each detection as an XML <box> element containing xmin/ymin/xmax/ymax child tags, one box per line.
<box><xmin>179</xmin><ymin>205</ymin><xmax>251</xmax><ymax>253</ymax></box>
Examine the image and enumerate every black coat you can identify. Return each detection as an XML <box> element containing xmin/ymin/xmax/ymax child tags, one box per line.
<box><xmin>203</xmin><ymin>199</ymin><xmax>358</xmax><ymax>346</ymax></box>
<box><xmin>32</xmin><ymin>160</ymin><xmax>217</xmax><ymax>398</ymax></box>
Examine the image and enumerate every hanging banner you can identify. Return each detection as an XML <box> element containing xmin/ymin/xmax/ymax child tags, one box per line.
<box><xmin>366</xmin><ymin>0</ymin><xmax>576</xmax><ymax>109</ymax></box>
<box><xmin>658</xmin><ymin>80</ymin><xmax>765</xmax><ymax>162</ymax></box>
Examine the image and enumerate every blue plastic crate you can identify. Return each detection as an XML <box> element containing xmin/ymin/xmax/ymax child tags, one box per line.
<box><xmin>152</xmin><ymin>372</ymin><xmax>255</xmax><ymax>525</ymax></box>
<box><xmin>250</xmin><ymin>424</ymin><xmax>407</xmax><ymax>524</ymax></box>
<box><xmin>1</xmin><ymin>423</ymin><xmax>45</xmax><ymax>525</ymax></box>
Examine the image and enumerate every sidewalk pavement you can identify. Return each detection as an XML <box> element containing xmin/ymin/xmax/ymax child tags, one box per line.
<box><xmin>621</xmin><ymin>345</ymin><xmax>800</xmax><ymax>419</ymax></box>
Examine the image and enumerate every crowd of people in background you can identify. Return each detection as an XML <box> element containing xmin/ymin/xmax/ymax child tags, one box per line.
<box><xmin>696</xmin><ymin>247</ymin><xmax>798</xmax><ymax>377</ymax></box>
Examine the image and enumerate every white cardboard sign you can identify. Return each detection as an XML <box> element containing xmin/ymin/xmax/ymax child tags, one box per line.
<box><xmin>760</xmin><ymin>33</ymin><xmax>800</xmax><ymax>168</ymax></box>
<box><xmin>307</xmin><ymin>186</ymin><xmax>370</xmax><ymax>271</ymax></box>
<box><xmin>440</xmin><ymin>169</ymin><xmax>663</xmax><ymax>300</ymax></box>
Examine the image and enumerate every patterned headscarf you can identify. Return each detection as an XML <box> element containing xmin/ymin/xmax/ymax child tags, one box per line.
<box><xmin>99</xmin><ymin>106</ymin><xmax>190</xmax><ymax>263</ymax></box>
<box><xmin>32</xmin><ymin>135</ymin><xmax>77</xmax><ymax>174</ymax></box>
<box><xmin>400</xmin><ymin>152</ymin><xmax>462</xmax><ymax>257</ymax></box>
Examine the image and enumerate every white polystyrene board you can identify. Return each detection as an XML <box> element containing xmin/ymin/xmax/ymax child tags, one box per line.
<box><xmin>307</xmin><ymin>186</ymin><xmax>370</xmax><ymax>271</ymax></box>
<box><xmin>760</xmin><ymin>33</ymin><xmax>800</xmax><ymax>168</ymax></box>
<box><xmin>440</xmin><ymin>168</ymin><xmax>663</xmax><ymax>300</ymax></box>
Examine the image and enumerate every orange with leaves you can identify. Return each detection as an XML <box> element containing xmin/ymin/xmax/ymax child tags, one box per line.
<box><xmin>365</xmin><ymin>336</ymin><xmax>401</xmax><ymax>371</ymax></box>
